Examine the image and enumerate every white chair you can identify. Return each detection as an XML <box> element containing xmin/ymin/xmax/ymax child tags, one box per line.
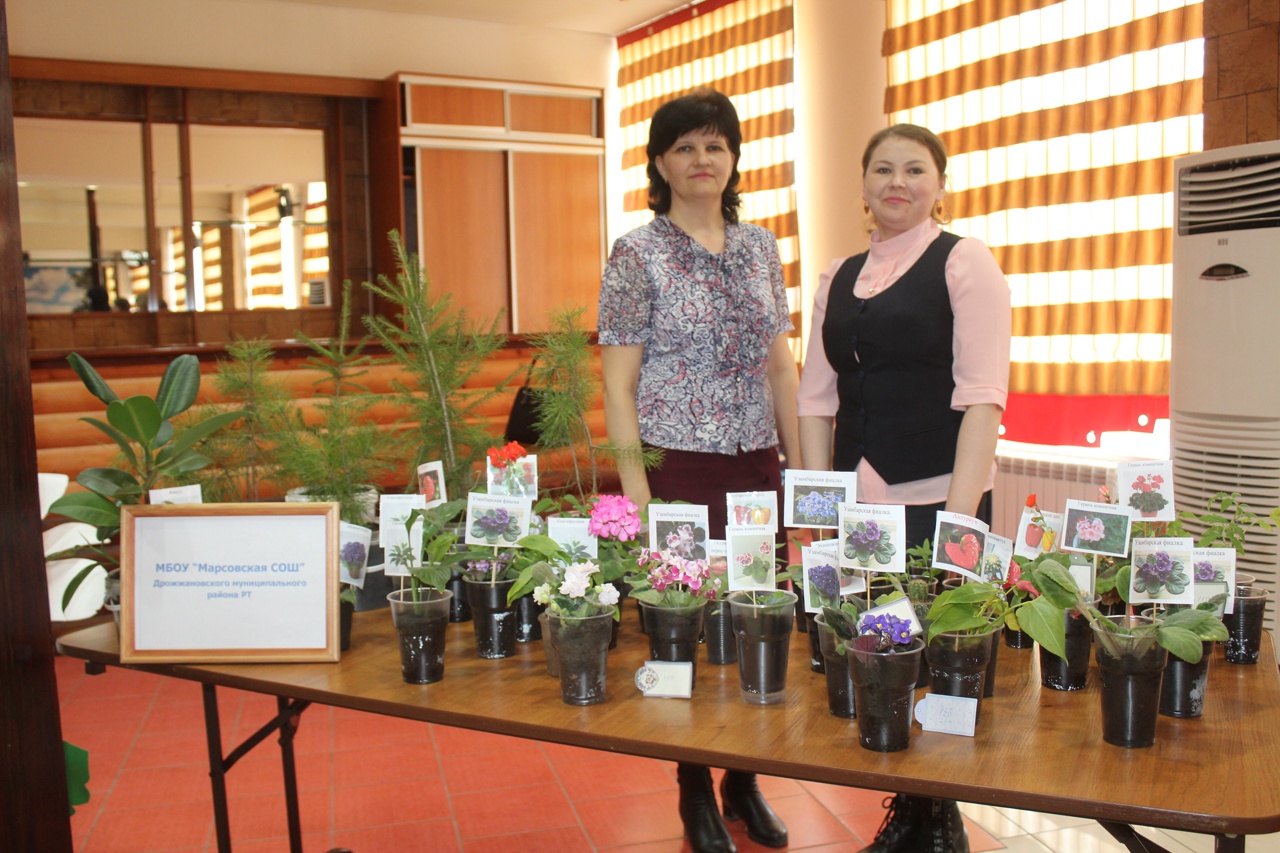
<box><xmin>38</xmin><ymin>472</ymin><xmax>70</xmax><ymax>519</ymax></box>
<box><xmin>43</xmin><ymin>521</ymin><xmax>101</xmax><ymax>557</ymax></box>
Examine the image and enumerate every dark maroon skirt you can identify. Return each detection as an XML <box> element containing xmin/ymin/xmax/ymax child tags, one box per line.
<box><xmin>645</xmin><ymin>445</ymin><xmax>782</xmax><ymax>540</ymax></box>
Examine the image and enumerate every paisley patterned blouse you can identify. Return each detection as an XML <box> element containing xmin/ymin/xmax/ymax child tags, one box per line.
<box><xmin>598</xmin><ymin>215</ymin><xmax>792</xmax><ymax>455</ymax></box>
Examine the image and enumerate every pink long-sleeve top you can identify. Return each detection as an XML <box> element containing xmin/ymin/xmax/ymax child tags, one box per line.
<box><xmin>797</xmin><ymin>218</ymin><xmax>1011</xmax><ymax>505</ymax></box>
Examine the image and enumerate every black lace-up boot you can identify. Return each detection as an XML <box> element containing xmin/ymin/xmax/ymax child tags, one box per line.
<box><xmin>720</xmin><ymin>770</ymin><xmax>788</xmax><ymax>847</ymax></box>
<box><xmin>857</xmin><ymin>793</ymin><xmax>919</xmax><ymax>853</ymax></box>
<box><xmin>677</xmin><ymin>763</ymin><xmax>736</xmax><ymax>853</ymax></box>
<box><xmin>916</xmin><ymin>798</ymin><xmax>970</xmax><ymax>853</ymax></box>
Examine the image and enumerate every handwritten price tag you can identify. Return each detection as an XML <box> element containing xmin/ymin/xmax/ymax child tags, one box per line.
<box><xmin>914</xmin><ymin>694</ymin><xmax>978</xmax><ymax>737</ymax></box>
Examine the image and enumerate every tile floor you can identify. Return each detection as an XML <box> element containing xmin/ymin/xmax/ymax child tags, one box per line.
<box><xmin>57</xmin><ymin>654</ymin><xmax>1280</xmax><ymax>853</ymax></box>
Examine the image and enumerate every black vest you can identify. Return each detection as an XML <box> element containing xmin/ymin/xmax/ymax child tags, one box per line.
<box><xmin>821</xmin><ymin>231</ymin><xmax>963</xmax><ymax>484</ymax></box>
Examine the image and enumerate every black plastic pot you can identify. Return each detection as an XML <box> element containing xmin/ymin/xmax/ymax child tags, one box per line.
<box><xmin>1159</xmin><ymin>640</ymin><xmax>1213</xmax><ymax>718</ymax></box>
<box><xmin>339</xmin><ymin>599</ymin><xmax>354</xmax><ymax>652</ymax></box>
<box><xmin>445</xmin><ymin>570</ymin><xmax>472</xmax><ymax>622</ymax></box>
<box><xmin>388</xmin><ymin>589</ymin><xmax>452</xmax><ymax>684</ymax></box>
<box><xmin>1003</xmin><ymin>625</ymin><xmax>1034</xmax><ymax>649</ymax></box>
<box><xmin>548</xmin><ymin>611</ymin><xmax>613</xmax><ymax>706</ymax></box>
<box><xmin>1040</xmin><ymin>606</ymin><xmax>1093</xmax><ymax>691</ymax></box>
<box><xmin>805</xmin><ymin>612</ymin><xmax>824</xmax><ymax>673</ymax></box>
<box><xmin>703</xmin><ymin>600</ymin><xmax>736</xmax><ymax>665</ymax></box>
<box><xmin>1225</xmin><ymin>586</ymin><xmax>1269</xmax><ymax>664</ymax></box>
<box><xmin>815</xmin><ymin>614</ymin><xmax>855</xmax><ymax>718</ymax></box>
<box><xmin>927</xmin><ymin>627</ymin><xmax>997</xmax><ymax>724</ymax></box>
<box><xmin>639</xmin><ymin>601</ymin><xmax>706</xmax><ymax>680</ymax></box>
<box><xmin>463</xmin><ymin>578</ymin><xmax>518</xmax><ymax>659</ymax></box>
<box><xmin>1093</xmin><ymin>616</ymin><xmax>1168</xmax><ymax>748</ymax></box>
<box><xmin>849</xmin><ymin>637</ymin><xmax>924</xmax><ymax>752</ymax></box>
<box><xmin>728</xmin><ymin>591</ymin><xmax>796</xmax><ymax>705</ymax></box>
<box><xmin>983</xmin><ymin>632</ymin><xmax>1000</xmax><ymax>698</ymax></box>
<box><xmin>515</xmin><ymin>593</ymin><xmax>544</xmax><ymax>643</ymax></box>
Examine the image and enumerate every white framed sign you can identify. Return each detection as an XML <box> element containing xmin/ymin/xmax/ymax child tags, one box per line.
<box><xmin>119</xmin><ymin>503</ymin><xmax>340</xmax><ymax>664</ymax></box>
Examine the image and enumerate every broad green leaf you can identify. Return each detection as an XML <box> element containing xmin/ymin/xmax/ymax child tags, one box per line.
<box><xmin>68</xmin><ymin>352</ymin><xmax>120</xmax><ymax>406</ymax></box>
<box><xmin>75</xmin><ymin>467</ymin><xmax>142</xmax><ymax>500</ymax></box>
<box><xmin>1115</xmin><ymin>565</ymin><xmax>1132</xmax><ymax>604</ymax></box>
<box><xmin>514</xmin><ymin>534</ymin><xmax>571</xmax><ymax>562</ymax></box>
<box><xmin>64</xmin><ymin>741</ymin><xmax>91</xmax><ymax>817</ymax></box>
<box><xmin>164</xmin><ymin>450</ymin><xmax>214</xmax><ymax>476</ymax></box>
<box><xmin>153</xmin><ymin>419</ymin><xmax>174</xmax><ymax>449</ymax></box>
<box><xmin>155</xmin><ymin>410</ymin><xmax>245</xmax><ymax>465</ymax></box>
<box><xmin>60</xmin><ymin>562</ymin><xmax>107</xmax><ymax>612</ymax></box>
<box><xmin>155</xmin><ymin>354</ymin><xmax>201</xmax><ymax>419</ymax></box>
<box><xmin>1164</xmin><ymin>608</ymin><xmax>1228</xmax><ymax>641</ymax></box>
<box><xmin>1026</xmin><ymin>560</ymin><xmax>1078</xmax><ymax>609</ymax></box>
<box><xmin>1015</xmin><ymin>595</ymin><xmax>1067</xmax><ymax>661</ymax></box>
<box><xmin>106</xmin><ymin>396</ymin><xmax>163</xmax><ymax>446</ymax></box>
<box><xmin>1157</xmin><ymin>625</ymin><xmax>1205</xmax><ymax>663</ymax></box>
<box><xmin>48</xmin><ymin>492</ymin><xmax>121</xmax><ymax>529</ymax></box>
<box><xmin>80</xmin><ymin>417</ymin><xmax>139</xmax><ymax>469</ymax></box>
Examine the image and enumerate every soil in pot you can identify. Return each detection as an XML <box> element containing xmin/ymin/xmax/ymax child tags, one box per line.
<box><xmin>703</xmin><ymin>600</ymin><xmax>736</xmax><ymax>665</ymax></box>
<box><xmin>388</xmin><ymin>590</ymin><xmax>452</xmax><ymax>684</ymax></box>
<box><xmin>805</xmin><ymin>612</ymin><xmax>824</xmax><ymax>673</ymax></box>
<box><xmin>1225</xmin><ymin>585</ymin><xmax>1269</xmax><ymax>664</ymax></box>
<box><xmin>849</xmin><ymin>637</ymin><xmax>924</xmax><ymax>752</ymax></box>
<box><xmin>639</xmin><ymin>601</ymin><xmax>706</xmax><ymax>680</ymax></box>
<box><xmin>340</xmin><ymin>600</ymin><xmax>354</xmax><ymax>652</ymax></box>
<box><xmin>728</xmin><ymin>591</ymin><xmax>795</xmax><ymax>705</ymax></box>
<box><xmin>1040</xmin><ymin>605</ymin><xmax>1094</xmax><ymax>691</ymax></box>
<box><xmin>464</xmin><ymin>578</ymin><xmax>518</xmax><ymax>659</ymax></box>
<box><xmin>1093</xmin><ymin>616</ymin><xmax>1167</xmax><ymax>748</ymax></box>
<box><xmin>816</xmin><ymin>615</ymin><xmax>855</xmax><ymax>718</ymax></box>
<box><xmin>515</xmin><ymin>593</ymin><xmax>545</xmax><ymax>643</ymax></box>
<box><xmin>1159</xmin><ymin>640</ymin><xmax>1213</xmax><ymax>718</ymax></box>
<box><xmin>548</xmin><ymin>611</ymin><xmax>613</xmax><ymax>706</ymax></box>
<box><xmin>926</xmin><ymin>626</ymin><xmax>997</xmax><ymax>724</ymax></box>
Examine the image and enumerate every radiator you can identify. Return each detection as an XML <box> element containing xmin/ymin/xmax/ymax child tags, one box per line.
<box><xmin>993</xmin><ymin>444</ymin><xmax>1118</xmax><ymax>541</ymax></box>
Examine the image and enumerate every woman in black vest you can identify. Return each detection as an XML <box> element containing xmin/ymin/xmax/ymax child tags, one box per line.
<box><xmin>797</xmin><ymin>124</ymin><xmax>1011</xmax><ymax>853</ymax></box>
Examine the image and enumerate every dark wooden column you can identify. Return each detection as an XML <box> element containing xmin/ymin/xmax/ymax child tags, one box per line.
<box><xmin>0</xmin><ymin>0</ymin><xmax>75</xmax><ymax>848</ymax></box>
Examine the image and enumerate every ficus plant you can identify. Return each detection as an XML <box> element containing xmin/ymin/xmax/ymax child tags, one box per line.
<box><xmin>47</xmin><ymin>353</ymin><xmax>245</xmax><ymax>607</ymax></box>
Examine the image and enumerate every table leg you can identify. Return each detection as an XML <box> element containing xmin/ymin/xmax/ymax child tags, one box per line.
<box><xmin>276</xmin><ymin>696</ymin><xmax>303</xmax><ymax>853</ymax></box>
<box><xmin>201</xmin><ymin>684</ymin><xmax>233</xmax><ymax>853</ymax></box>
<box><xmin>1100</xmin><ymin>822</ymin><xmax>1249</xmax><ymax>853</ymax></box>
<box><xmin>1215</xmin><ymin>834</ymin><xmax>1246</xmax><ymax>852</ymax></box>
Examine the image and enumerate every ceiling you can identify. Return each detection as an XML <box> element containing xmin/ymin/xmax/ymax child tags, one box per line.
<box><xmin>274</xmin><ymin>0</ymin><xmax>691</xmax><ymax>36</ymax></box>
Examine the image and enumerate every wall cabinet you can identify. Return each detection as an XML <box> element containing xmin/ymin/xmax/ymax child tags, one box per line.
<box><xmin>382</xmin><ymin>75</ymin><xmax>604</xmax><ymax>333</ymax></box>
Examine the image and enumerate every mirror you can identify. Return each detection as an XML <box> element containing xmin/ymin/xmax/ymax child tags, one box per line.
<box><xmin>15</xmin><ymin>118</ymin><xmax>327</xmax><ymax>314</ymax></box>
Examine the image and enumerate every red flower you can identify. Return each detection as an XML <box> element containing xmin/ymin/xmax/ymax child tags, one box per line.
<box><xmin>1025</xmin><ymin>494</ymin><xmax>1038</xmax><ymax>508</ymax></box>
<box><xmin>487</xmin><ymin>447</ymin><xmax>508</xmax><ymax>469</ymax></box>
<box><xmin>501</xmin><ymin>441</ymin><xmax>528</xmax><ymax>462</ymax></box>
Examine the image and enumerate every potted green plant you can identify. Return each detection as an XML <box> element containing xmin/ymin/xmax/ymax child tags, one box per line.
<box><xmin>384</xmin><ymin>499</ymin><xmax>469</xmax><ymax>683</ymax></box>
<box><xmin>272</xmin><ymin>281</ymin><xmax>398</xmax><ymax>526</ymax></box>
<box><xmin>625</xmin><ymin>547</ymin><xmax>720</xmax><ymax>683</ymax></box>
<box><xmin>47</xmin><ymin>353</ymin><xmax>244</xmax><ymax>612</ymax></box>
<box><xmin>363</xmin><ymin>231</ymin><xmax>513</xmax><ymax>497</ymax></box>
<box><xmin>811</xmin><ymin>590</ymin><xmax>867</xmax><ymax>719</ymax></box>
<box><xmin>1025</xmin><ymin>556</ymin><xmax>1228</xmax><ymax>747</ymax></box>
<box><xmin>508</xmin><ymin>557</ymin><xmax>621</xmax><ymax>705</ymax></box>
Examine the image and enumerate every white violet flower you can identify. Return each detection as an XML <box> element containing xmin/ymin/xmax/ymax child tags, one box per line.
<box><xmin>597</xmin><ymin>583</ymin><xmax>620</xmax><ymax>606</ymax></box>
<box><xmin>532</xmin><ymin>583</ymin><xmax>553</xmax><ymax>605</ymax></box>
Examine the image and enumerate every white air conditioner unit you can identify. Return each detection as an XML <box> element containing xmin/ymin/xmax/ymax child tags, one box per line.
<box><xmin>1171</xmin><ymin>141</ymin><xmax>1280</xmax><ymax>628</ymax></box>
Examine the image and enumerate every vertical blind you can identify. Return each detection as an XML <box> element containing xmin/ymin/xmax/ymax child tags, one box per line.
<box><xmin>883</xmin><ymin>0</ymin><xmax>1203</xmax><ymax>443</ymax></box>
<box><xmin>616</xmin><ymin>0</ymin><xmax>802</xmax><ymax>338</ymax></box>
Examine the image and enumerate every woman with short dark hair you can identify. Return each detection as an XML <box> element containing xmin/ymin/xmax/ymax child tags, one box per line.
<box><xmin>599</xmin><ymin>88</ymin><xmax>799</xmax><ymax>853</ymax></box>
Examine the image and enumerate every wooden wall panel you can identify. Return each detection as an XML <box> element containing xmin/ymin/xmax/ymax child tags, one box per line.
<box><xmin>508</xmin><ymin>94</ymin><xmax>596</xmax><ymax>136</ymax></box>
<box><xmin>511</xmin><ymin>152</ymin><xmax>602</xmax><ymax>331</ymax></box>
<box><xmin>407</xmin><ymin>84</ymin><xmax>504</xmax><ymax>127</ymax></box>
<box><xmin>417</xmin><ymin>147</ymin><xmax>511</xmax><ymax>332</ymax></box>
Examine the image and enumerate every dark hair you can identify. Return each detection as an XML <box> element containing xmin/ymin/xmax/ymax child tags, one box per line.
<box><xmin>645</xmin><ymin>87</ymin><xmax>743</xmax><ymax>224</ymax></box>
<box><xmin>861</xmin><ymin>123</ymin><xmax>951</xmax><ymax>225</ymax></box>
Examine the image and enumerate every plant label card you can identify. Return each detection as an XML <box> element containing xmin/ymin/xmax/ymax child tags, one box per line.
<box><xmin>416</xmin><ymin>460</ymin><xmax>446</xmax><ymax>508</ymax></box>
<box><xmin>915</xmin><ymin>694</ymin><xmax>977</xmax><ymax>737</ymax></box>
<box><xmin>981</xmin><ymin>533</ymin><xmax>1014</xmax><ymax>584</ymax></box>
<box><xmin>1014</xmin><ymin>508</ymin><xmax>1063</xmax><ymax>559</ymax></box>
<box><xmin>1117</xmin><ymin>460</ymin><xmax>1175</xmax><ymax>522</ymax></box>
<box><xmin>784</xmin><ymin>469</ymin><xmax>858</xmax><ymax>528</ymax></box>
<box><xmin>801</xmin><ymin>543</ymin><xmax>843</xmax><ymax>612</ymax></box>
<box><xmin>547</xmin><ymin>517</ymin><xmax>598</xmax><ymax>562</ymax></box>
<box><xmin>706</xmin><ymin>539</ymin><xmax>728</xmax><ymax>596</ymax></box>
<box><xmin>861</xmin><ymin>596</ymin><xmax>923</xmax><ymax>638</ymax></box>
<box><xmin>932</xmin><ymin>512</ymin><xmax>989</xmax><ymax>580</ymax></box>
<box><xmin>648</xmin><ymin>504</ymin><xmax>710</xmax><ymax>561</ymax></box>
<box><xmin>727</xmin><ymin>491</ymin><xmax>778</xmax><ymax>532</ymax></box>
<box><xmin>1062</xmin><ymin>500</ymin><xmax>1133</xmax><ymax>558</ymax></box>
<box><xmin>1193</xmin><ymin>547</ymin><xmax>1236</xmax><ymax>614</ymax></box>
<box><xmin>464</xmin><ymin>493</ymin><xmax>531</xmax><ymax>547</ymax></box>
<box><xmin>839</xmin><ymin>503</ymin><xmax>906</xmax><ymax>573</ymax></box>
<box><xmin>338</xmin><ymin>522</ymin><xmax>372</xmax><ymax>588</ymax></box>
<box><xmin>486</xmin><ymin>454</ymin><xmax>538</xmax><ymax>499</ymax></box>
<box><xmin>149</xmin><ymin>484</ymin><xmax>202</xmax><ymax>505</ymax></box>
<box><xmin>380</xmin><ymin>494</ymin><xmax>427</xmax><ymax>577</ymax></box>
<box><xmin>635</xmin><ymin>662</ymin><xmax>693</xmax><ymax>699</ymax></box>
<box><xmin>1129</xmin><ymin>537</ymin><xmax>1195</xmax><ymax>606</ymax></box>
<box><xmin>1068</xmin><ymin>558</ymin><xmax>1095</xmax><ymax>597</ymax></box>
<box><xmin>726</xmin><ymin>524</ymin><xmax>777</xmax><ymax>591</ymax></box>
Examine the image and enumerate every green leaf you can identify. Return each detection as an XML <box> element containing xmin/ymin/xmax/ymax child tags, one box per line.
<box><xmin>1157</xmin><ymin>625</ymin><xmax>1205</xmax><ymax>663</ymax></box>
<box><xmin>1026</xmin><ymin>559</ymin><xmax>1078</xmax><ymax>608</ymax></box>
<box><xmin>68</xmin><ymin>353</ymin><xmax>120</xmax><ymax>406</ymax></box>
<box><xmin>60</xmin><ymin>561</ymin><xmax>108</xmax><ymax>612</ymax></box>
<box><xmin>1115</xmin><ymin>564</ymin><xmax>1132</xmax><ymax>604</ymax></box>
<box><xmin>163</xmin><ymin>451</ymin><xmax>214</xmax><ymax>476</ymax></box>
<box><xmin>107</xmin><ymin>396</ymin><xmax>163</xmax><ymax>446</ymax></box>
<box><xmin>155</xmin><ymin>354</ymin><xmax>201</xmax><ymax>419</ymax></box>
<box><xmin>80</xmin><ymin>417</ymin><xmax>139</xmax><ymax>470</ymax></box>
<box><xmin>48</xmin><ymin>492</ymin><xmax>121</xmax><ymax>529</ymax></box>
<box><xmin>75</xmin><ymin>467</ymin><xmax>142</xmax><ymax>500</ymax></box>
<box><xmin>1016</xmin><ymin>595</ymin><xmax>1067</xmax><ymax>661</ymax></box>
<box><xmin>1163</xmin><ymin>608</ymin><xmax>1229</xmax><ymax>641</ymax></box>
<box><xmin>64</xmin><ymin>741</ymin><xmax>91</xmax><ymax>816</ymax></box>
<box><xmin>155</xmin><ymin>410</ymin><xmax>246</xmax><ymax>465</ymax></box>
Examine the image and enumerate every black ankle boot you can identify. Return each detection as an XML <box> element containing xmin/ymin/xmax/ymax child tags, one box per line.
<box><xmin>857</xmin><ymin>793</ymin><xmax>919</xmax><ymax>853</ymax></box>
<box><xmin>677</xmin><ymin>763</ymin><xmax>736</xmax><ymax>853</ymax></box>
<box><xmin>720</xmin><ymin>770</ymin><xmax>788</xmax><ymax>848</ymax></box>
<box><xmin>918</xmin><ymin>798</ymin><xmax>969</xmax><ymax>853</ymax></box>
